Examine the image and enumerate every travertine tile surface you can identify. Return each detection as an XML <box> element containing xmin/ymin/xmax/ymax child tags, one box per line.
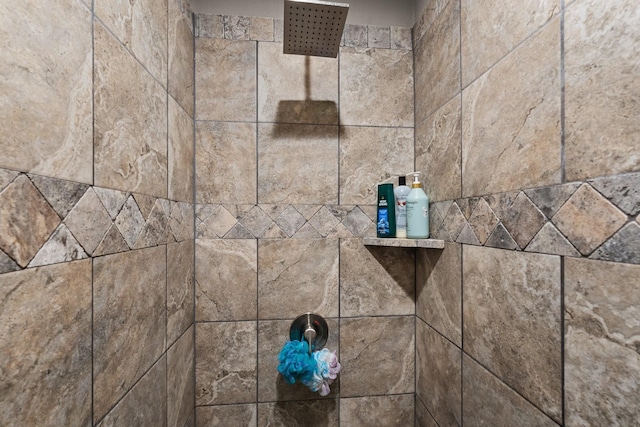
<box><xmin>258</xmin><ymin>239</ymin><xmax>338</xmax><ymax>318</ymax></box>
<box><xmin>258</xmin><ymin>400</ymin><xmax>338</xmax><ymax>427</ymax></box>
<box><xmin>461</xmin><ymin>0</ymin><xmax>560</xmax><ymax>86</ymax></box>
<box><xmin>93</xmin><ymin>247</ymin><xmax>167</xmax><ymax>421</ymax></box>
<box><xmin>167</xmin><ymin>327</ymin><xmax>195</xmax><ymax>427</ymax></box>
<box><xmin>415</xmin><ymin>398</ymin><xmax>439</xmax><ymax>427</ymax></box>
<box><xmin>416</xmin><ymin>242</ymin><xmax>462</xmax><ymax>346</ymax></box>
<box><xmin>0</xmin><ymin>0</ymin><xmax>93</xmax><ymax>183</ymax></box>
<box><xmin>64</xmin><ymin>187</ymin><xmax>113</xmax><ymax>255</ymax></box>
<box><xmin>196</xmin><ymin>239</ymin><xmax>257</xmax><ymax>321</ymax></box>
<box><xmin>196</xmin><ymin>321</ymin><xmax>257</xmax><ymax>405</ymax></box>
<box><xmin>196</xmin><ymin>38</ymin><xmax>256</xmax><ymax>122</ymax></box>
<box><xmin>196</xmin><ymin>121</ymin><xmax>257</xmax><ymax>204</ymax></box>
<box><xmin>258</xmin><ymin>42</ymin><xmax>339</xmax><ymax>124</ymax></box>
<box><xmin>565</xmin><ymin>258</ymin><xmax>640</xmax><ymax>426</ymax></box>
<box><xmin>98</xmin><ymin>356</ymin><xmax>167</xmax><ymax>427</ymax></box>
<box><xmin>463</xmin><ymin>246</ymin><xmax>562</xmax><ymax>422</ymax></box>
<box><xmin>95</xmin><ymin>0</ymin><xmax>168</xmax><ymax>85</ymax></box>
<box><xmin>340</xmin><ymin>395</ymin><xmax>414</xmax><ymax>427</ymax></box>
<box><xmin>414</xmin><ymin>0</ymin><xmax>460</xmax><ymax>125</ymax></box>
<box><xmin>94</xmin><ymin>22</ymin><xmax>168</xmax><ymax>198</ymax></box>
<box><xmin>340</xmin><ymin>47</ymin><xmax>414</xmax><ymax>127</ymax></box>
<box><xmin>168</xmin><ymin>98</ymin><xmax>194</xmax><ymax>203</ymax></box>
<box><xmin>462</xmin><ymin>19</ymin><xmax>561</xmax><ymax>197</ymax></box>
<box><xmin>340</xmin><ymin>238</ymin><xmax>415</xmax><ymax>317</ymax></box>
<box><xmin>196</xmin><ymin>404</ymin><xmax>257</xmax><ymax>427</ymax></box>
<box><xmin>416</xmin><ymin>320</ymin><xmax>462</xmax><ymax>427</ymax></box>
<box><xmin>340</xmin><ymin>316</ymin><xmax>414</xmax><ymax>396</ymax></box>
<box><xmin>416</xmin><ymin>95</ymin><xmax>462</xmax><ymax>203</ymax></box>
<box><xmin>565</xmin><ymin>0</ymin><xmax>640</xmax><ymax>181</ymax></box>
<box><xmin>0</xmin><ymin>260</ymin><xmax>92</xmax><ymax>426</ymax></box>
<box><xmin>169</xmin><ymin>0</ymin><xmax>195</xmax><ymax>116</ymax></box>
<box><xmin>339</xmin><ymin>126</ymin><xmax>414</xmax><ymax>205</ymax></box>
<box><xmin>463</xmin><ymin>354</ymin><xmax>558</xmax><ymax>427</ymax></box>
<box><xmin>258</xmin><ymin>123</ymin><xmax>338</xmax><ymax>204</ymax></box>
<box><xmin>167</xmin><ymin>240</ymin><xmax>195</xmax><ymax>344</ymax></box>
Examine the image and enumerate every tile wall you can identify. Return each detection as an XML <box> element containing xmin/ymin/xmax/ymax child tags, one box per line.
<box><xmin>0</xmin><ymin>0</ymin><xmax>196</xmax><ymax>426</ymax></box>
<box><xmin>414</xmin><ymin>0</ymin><xmax>640</xmax><ymax>426</ymax></box>
<box><xmin>193</xmin><ymin>15</ymin><xmax>417</xmax><ymax>426</ymax></box>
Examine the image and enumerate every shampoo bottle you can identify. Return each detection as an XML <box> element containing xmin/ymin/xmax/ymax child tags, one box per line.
<box><xmin>376</xmin><ymin>183</ymin><xmax>396</xmax><ymax>238</ymax></box>
<box><xmin>394</xmin><ymin>176</ymin><xmax>410</xmax><ymax>238</ymax></box>
<box><xmin>406</xmin><ymin>172</ymin><xmax>429</xmax><ymax>238</ymax></box>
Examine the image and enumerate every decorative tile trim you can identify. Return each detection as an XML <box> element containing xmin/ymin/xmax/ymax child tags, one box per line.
<box><xmin>0</xmin><ymin>169</ymin><xmax>194</xmax><ymax>274</ymax></box>
<box><xmin>431</xmin><ymin>172</ymin><xmax>640</xmax><ymax>265</ymax></box>
<box><xmin>196</xmin><ymin>203</ymin><xmax>376</xmax><ymax>240</ymax></box>
<box><xmin>194</xmin><ymin>14</ymin><xmax>413</xmax><ymax>51</ymax></box>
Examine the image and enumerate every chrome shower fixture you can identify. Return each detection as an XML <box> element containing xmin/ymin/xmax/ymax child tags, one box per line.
<box><xmin>283</xmin><ymin>0</ymin><xmax>349</xmax><ymax>58</ymax></box>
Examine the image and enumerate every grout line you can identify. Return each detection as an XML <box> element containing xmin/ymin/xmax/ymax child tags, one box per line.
<box><xmin>560</xmin><ymin>255</ymin><xmax>566</xmax><ymax>426</ymax></box>
<box><xmin>191</xmin><ymin>10</ymin><xmax>198</xmax><ymax>427</ymax></box>
<box><xmin>560</xmin><ymin>0</ymin><xmax>567</xmax><ymax>184</ymax></box>
<box><xmin>90</xmin><ymin>2</ymin><xmax>96</xmax><ymax>424</ymax></box>
<box><xmin>415</xmin><ymin>392</ymin><xmax>443</xmax><ymax>427</ymax></box>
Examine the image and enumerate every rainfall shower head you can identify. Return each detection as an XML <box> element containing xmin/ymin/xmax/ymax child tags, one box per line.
<box><xmin>283</xmin><ymin>0</ymin><xmax>349</xmax><ymax>58</ymax></box>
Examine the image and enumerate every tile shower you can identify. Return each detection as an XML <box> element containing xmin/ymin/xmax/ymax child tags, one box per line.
<box><xmin>0</xmin><ymin>1</ymin><xmax>638</xmax><ymax>427</ymax></box>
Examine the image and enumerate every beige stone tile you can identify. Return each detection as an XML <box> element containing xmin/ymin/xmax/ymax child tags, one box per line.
<box><xmin>93</xmin><ymin>247</ymin><xmax>167</xmax><ymax>421</ymax></box>
<box><xmin>416</xmin><ymin>320</ymin><xmax>461</xmax><ymax>427</ymax></box>
<box><xmin>133</xmin><ymin>199</ymin><xmax>171</xmax><ymax>249</ymax></box>
<box><xmin>196</xmin><ymin>38</ymin><xmax>256</xmax><ymax>121</ymax></box>
<box><xmin>588</xmin><ymin>172</ymin><xmax>640</xmax><ymax>216</ymax></box>
<box><xmin>565</xmin><ymin>258</ymin><xmax>640</xmax><ymax>426</ymax></box>
<box><xmin>501</xmin><ymin>192</ymin><xmax>547</xmax><ymax>249</ymax></box>
<box><xmin>195</xmin><ymin>321</ymin><xmax>257</xmax><ymax>405</ymax></box>
<box><xmin>565</xmin><ymin>0</ymin><xmax>640</xmax><ymax>181</ymax></box>
<box><xmin>257</xmin><ymin>319</ymin><xmax>339</xmax><ymax>402</ymax></box>
<box><xmin>485</xmin><ymin>223</ymin><xmax>519</xmax><ymax>250</ymax></box>
<box><xmin>367</xmin><ymin>26</ymin><xmax>390</xmax><ymax>48</ymax></box>
<box><xmin>552</xmin><ymin>183</ymin><xmax>627</xmax><ymax>256</ymax></box>
<box><xmin>340</xmin><ymin>47</ymin><xmax>414</xmax><ymax>127</ymax></box>
<box><xmin>414</xmin><ymin>0</ymin><xmax>460</xmax><ymax>125</ymax></box>
<box><xmin>467</xmin><ymin>198</ymin><xmax>499</xmax><ymax>244</ymax></box>
<box><xmin>64</xmin><ymin>187</ymin><xmax>113</xmax><ymax>256</ymax></box>
<box><xmin>343</xmin><ymin>24</ymin><xmax>367</xmax><ymax>48</ymax></box>
<box><xmin>461</xmin><ymin>18</ymin><xmax>561</xmax><ymax>197</ymax></box>
<box><xmin>461</xmin><ymin>0</ymin><xmax>560</xmax><ymax>86</ymax></box>
<box><xmin>196</xmin><ymin>14</ymin><xmax>223</xmax><ymax>39</ymax></box>
<box><xmin>196</xmin><ymin>404</ymin><xmax>257</xmax><ymax>427</ymax></box>
<box><xmin>0</xmin><ymin>260</ymin><xmax>91</xmax><ymax>426</ymax></box>
<box><xmin>416</xmin><ymin>95</ymin><xmax>462</xmax><ymax>202</ymax></box>
<box><xmin>415</xmin><ymin>398</ymin><xmax>439</xmax><ymax>427</ymax></box>
<box><xmin>463</xmin><ymin>354</ymin><xmax>558</xmax><ymax>427</ymax></box>
<box><xmin>0</xmin><ymin>249</ymin><xmax>19</xmax><ymax>274</ymax></box>
<box><xmin>525</xmin><ymin>222</ymin><xmax>581</xmax><ymax>257</ymax></box>
<box><xmin>29</xmin><ymin>174</ymin><xmax>90</xmax><ymax>219</ymax></box>
<box><xmin>94</xmin><ymin>187</ymin><xmax>129</xmax><ymax>220</ymax></box>
<box><xmin>258</xmin><ymin>123</ymin><xmax>338</xmax><ymax>204</ymax></box>
<box><xmin>94</xmin><ymin>23</ymin><xmax>168</xmax><ymax>198</ymax></box>
<box><xmin>416</xmin><ymin>242</ymin><xmax>462</xmax><ymax>346</ymax></box>
<box><xmin>196</xmin><ymin>204</ymin><xmax>237</xmax><ymax>238</ymax></box>
<box><xmin>167</xmin><ymin>240</ymin><xmax>194</xmax><ymax>344</ymax></box>
<box><xmin>224</xmin><ymin>15</ymin><xmax>250</xmax><ymax>40</ymax></box>
<box><xmin>0</xmin><ymin>175</ymin><xmax>60</xmax><ymax>267</ymax></box>
<box><xmin>442</xmin><ymin>201</ymin><xmax>467</xmax><ymax>240</ymax></box>
<box><xmin>28</xmin><ymin>224</ymin><xmax>88</xmax><ymax>268</ymax></box>
<box><xmin>94</xmin><ymin>224</ymin><xmax>129</xmax><ymax>257</ymax></box>
<box><xmin>339</xmin><ymin>126</ymin><xmax>414</xmax><ymax>205</ymax></box>
<box><xmin>196</xmin><ymin>121</ymin><xmax>256</xmax><ymax>204</ymax></box>
<box><xmin>115</xmin><ymin>195</ymin><xmax>146</xmax><ymax>248</ymax></box>
<box><xmin>196</xmin><ymin>239</ymin><xmax>257</xmax><ymax>321</ymax></box>
<box><xmin>258</xmin><ymin>239</ymin><xmax>338</xmax><ymax>319</ymax></box>
<box><xmin>95</xmin><ymin>0</ymin><xmax>167</xmax><ymax>85</ymax></box>
<box><xmin>169</xmin><ymin>201</ymin><xmax>195</xmax><ymax>242</ymax></box>
<box><xmin>413</xmin><ymin>0</ymin><xmax>453</xmax><ymax>44</ymax></box>
<box><xmin>340</xmin><ymin>316</ymin><xmax>414</xmax><ymax>396</ymax></box>
<box><xmin>0</xmin><ymin>0</ymin><xmax>93</xmax><ymax>183</ymax></box>
<box><xmin>463</xmin><ymin>246</ymin><xmax>562</xmax><ymax>422</ymax></box>
<box><xmin>258</xmin><ymin>400</ymin><xmax>338</xmax><ymax>427</ymax></box>
<box><xmin>340</xmin><ymin>395</ymin><xmax>414</xmax><ymax>427</ymax></box>
<box><xmin>168</xmin><ymin>97</ymin><xmax>194</xmax><ymax>203</ymax></box>
<box><xmin>340</xmin><ymin>238</ymin><xmax>415</xmax><ymax>317</ymax></box>
<box><xmin>97</xmin><ymin>356</ymin><xmax>167</xmax><ymax>427</ymax></box>
<box><xmin>169</xmin><ymin>0</ymin><xmax>195</xmax><ymax>116</ymax></box>
<box><xmin>167</xmin><ymin>327</ymin><xmax>195</xmax><ymax>427</ymax></box>
<box><xmin>591</xmin><ymin>222</ymin><xmax>640</xmax><ymax>265</ymax></box>
<box><xmin>257</xmin><ymin>42</ymin><xmax>338</xmax><ymax>124</ymax></box>
<box><xmin>0</xmin><ymin>169</ymin><xmax>19</xmax><ymax>191</ymax></box>
<box><xmin>524</xmin><ymin>182</ymin><xmax>581</xmax><ymax>219</ymax></box>
<box><xmin>391</xmin><ymin>27</ymin><xmax>412</xmax><ymax>50</ymax></box>
<box><xmin>250</xmin><ymin>17</ymin><xmax>273</xmax><ymax>41</ymax></box>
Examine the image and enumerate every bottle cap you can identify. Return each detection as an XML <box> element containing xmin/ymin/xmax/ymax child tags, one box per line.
<box><xmin>398</xmin><ymin>176</ymin><xmax>406</xmax><ymax>186</ymax></box>
<box><xmin>408</xmin><ymin>172</ymin><xmax>422</xmax><ymax>188</ymax></box>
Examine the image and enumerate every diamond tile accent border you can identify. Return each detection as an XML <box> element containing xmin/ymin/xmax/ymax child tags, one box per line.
<box><xmin>432</xmin><ymin>172</ymin><xmax>640</xmax><ymax>265</ymax></box>
<box><xmin>195</xmin><ymin>14</ymin><xmax>413</xmax><ymax>51</ymax></box>
<box><xmin>0</xmin><ymin>168</ymin><xmax>194</xmax><ymax>274</ymax></box>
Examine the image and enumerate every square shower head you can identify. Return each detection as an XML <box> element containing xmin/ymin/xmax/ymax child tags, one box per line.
<box><xmin>283</xmin><ymin>0</ymin><xmax>349</xmax><ymax>58</ymax></box>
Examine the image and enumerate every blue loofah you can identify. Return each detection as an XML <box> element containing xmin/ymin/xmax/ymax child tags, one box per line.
<box><xmin>277</xmin><ymin>340</ymin><xmax>316</xmax><ymax>384</ymax></box>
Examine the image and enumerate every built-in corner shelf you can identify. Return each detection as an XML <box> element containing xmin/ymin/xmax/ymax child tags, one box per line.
<box><xmin>362</xmin><ymin>237</ymin><xmax>445</xmax><ymax>249</ymax></box>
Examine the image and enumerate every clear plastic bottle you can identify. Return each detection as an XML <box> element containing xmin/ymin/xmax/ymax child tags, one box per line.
<box><xmin>406</xmin><ymin>172</ymin><xmax>429</xmax><ymax>238</ymax></box>
<box><xmin>394</xmin><ymin>176</ymin><xmax>411</xmax><ymax>238</ymax></box>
